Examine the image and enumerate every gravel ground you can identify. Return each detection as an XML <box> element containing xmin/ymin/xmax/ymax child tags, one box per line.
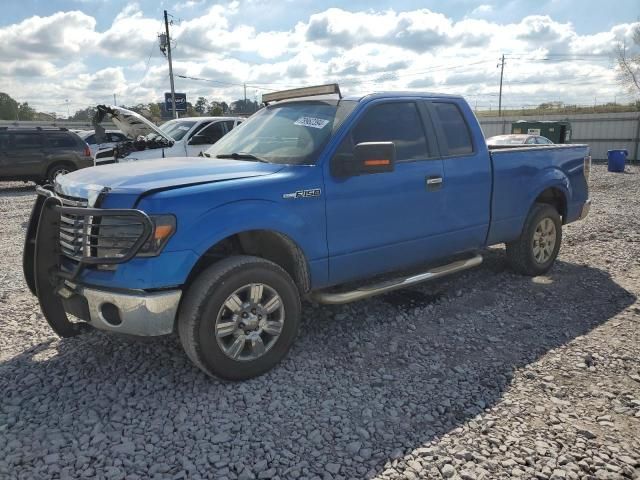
<box><xmin>1</xmin><ymin>164</ymin><xmax>639</xmax><ymax>480</ymax></box>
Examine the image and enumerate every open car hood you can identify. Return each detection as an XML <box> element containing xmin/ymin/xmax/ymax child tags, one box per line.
<box><xmin>94</xmin><ymin>105</ymin><xmax>173</xmax><ymax>142</ymax></box>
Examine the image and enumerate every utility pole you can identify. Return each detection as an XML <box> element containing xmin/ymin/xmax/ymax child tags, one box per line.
<box><xmin>164</xmin><ymin>10</ymin><xmax>177</xmax><ymax>119</ymax></box>
<box><xmin>497</xmin><ymin>54</ymin><xmax>505</xmax><ymax>117</ymax></box>
<box><xmin>244</xmin><ymin>83</ymin><xmax>247</xmax><ymax>107</ymax></box>
<box><xmin>113</xmin><ymin>93</ymin><xmax>117</xmax><ymax>106</ymax></box>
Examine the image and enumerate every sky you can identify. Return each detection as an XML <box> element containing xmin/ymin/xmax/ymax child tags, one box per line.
<box><xmin>0</xmin><ymin>0</ymin><xmax>639</xmax><ymax>117</ymax></box>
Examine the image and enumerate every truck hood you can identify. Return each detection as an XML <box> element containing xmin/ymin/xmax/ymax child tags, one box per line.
<box><xmin>94</xmin><ymin>105</ymin><xmax>173</xmax><ymax>142</ymax></box>
<box><xmin>55</xmin><ymin>157</ymin><xmax>284</xmax><ymax>204</ymax></box>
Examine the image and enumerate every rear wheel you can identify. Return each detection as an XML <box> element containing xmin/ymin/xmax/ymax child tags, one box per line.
<box><xmin>506</xmin><ymin>203</ymin><xmax>562</xmax><ymax>276</ymax></box>
<box><xmin>178</xmin><ymin>256</ymin><xmax>301</xmax><ymax>380</ymax></box>
<box><xmin>47</xmin><ymin>164</ymin><xmax>75</xmax><ymax>184</ymax></box>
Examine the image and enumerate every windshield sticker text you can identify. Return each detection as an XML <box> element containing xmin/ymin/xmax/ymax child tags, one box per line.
<box><xmin>294</xmin><ymin>117</ymin><xmax>330</xmax><ymax>129</ymax></box>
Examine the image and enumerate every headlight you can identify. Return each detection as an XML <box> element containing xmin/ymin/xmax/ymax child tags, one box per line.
<box><xmin>138</xmin><ymin>215</ymin><xmax>176</xmax><ymax>256</ymax></box>
<box><xmin>96</xmin><ymin>214</ymin><xmax>176</xmax><ymax>259</ymax></box>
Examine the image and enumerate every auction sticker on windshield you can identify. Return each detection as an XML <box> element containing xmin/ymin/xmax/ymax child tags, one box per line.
<box><xmin>294</xmin><ymin>117</ymin><xmax>330</xmax><ymax>129</ymax></box>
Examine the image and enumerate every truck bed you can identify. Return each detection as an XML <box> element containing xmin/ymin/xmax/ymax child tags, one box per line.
<box><xmin>486</xmin><ymin>144</ymin><xmax>590</xmax><ymax>246</ymax></box>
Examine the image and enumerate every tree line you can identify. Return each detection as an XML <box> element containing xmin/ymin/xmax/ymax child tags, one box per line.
<box><xmin>0</xmin><ymin>93</ymin><xmax>40</xmax><ymax>121</ymax></box>
<box><xmin>0</xmin><ymin>92</ymin><xmax>262</xmax><ymax>123</ymax></box>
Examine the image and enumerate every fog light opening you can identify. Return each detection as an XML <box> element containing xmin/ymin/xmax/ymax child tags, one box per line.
<box><xmin>100</xmin><ymin>302</ymin><xmax>122</xmax><ymax>326</ymax></box>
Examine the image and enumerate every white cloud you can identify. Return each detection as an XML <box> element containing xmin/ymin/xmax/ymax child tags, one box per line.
<box><xmin>0</xmin><ymin>11</ymin><xmax>97</xmax><ymax>61</ymax></box>
<box><xmin>0</xmin><ymin>5</ymin><xmax>637</xmax><ymax>116</ymax></box>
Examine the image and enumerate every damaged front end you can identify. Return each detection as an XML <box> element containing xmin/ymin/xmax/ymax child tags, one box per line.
<box><xmin>23</xmin><ymin>185</ymin><xmax>179</xmax><ymax>338</ymax></box>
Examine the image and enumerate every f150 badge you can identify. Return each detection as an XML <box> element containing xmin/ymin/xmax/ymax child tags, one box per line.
<box><xmin>282</xmin><ymin>188</ymin><xmax>321</xmax><ymax>199</ymax></box>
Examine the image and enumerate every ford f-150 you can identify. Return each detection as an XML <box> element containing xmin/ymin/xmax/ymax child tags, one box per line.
<box><xmin>23</xmin><ymin>84</ymin><xmax>591</xmax><ymax>380</ymax></box>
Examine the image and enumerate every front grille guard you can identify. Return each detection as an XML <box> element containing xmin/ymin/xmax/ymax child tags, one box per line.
<box><xmin>55</xmin><ymin>205</ymin><xmax>153</xmax><ymax>265</ymax></box>
<box><xmin>34</xmin><ymin>186</ymin><xmax>153</xmax><ymax>281</ymax></box>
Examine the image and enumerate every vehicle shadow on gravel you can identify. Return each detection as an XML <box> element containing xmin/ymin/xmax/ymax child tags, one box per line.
<box><xmin>0</xmin><ymin>251</ymin><xmax>636</xmax><ymax>479</ymax></box>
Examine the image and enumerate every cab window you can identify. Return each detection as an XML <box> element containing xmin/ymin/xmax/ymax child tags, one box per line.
<box><xmin>337</xmin><ymin>102</ymin><xmax>430</xmax><ymax>162</ymax></box>
<box><xmin>431</xmin><ymin>102</ymin><xmax>473</xmax><ymax>156</ymax></box>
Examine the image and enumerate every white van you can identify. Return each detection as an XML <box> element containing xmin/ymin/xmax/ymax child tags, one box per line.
<box><xmin>93</xmin><ymin>105</ymin><xmax>243</xmax><ymax>165</ymax></box>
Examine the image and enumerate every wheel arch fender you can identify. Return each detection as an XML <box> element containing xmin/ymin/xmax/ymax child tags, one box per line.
<box><xmin>180</xmin><ymin>199</ymin><xmax>314</xmax><ymax>293</ymax></box>
<box><xmin>525</xmin><ymin>168</ymin><xmax>571</xmax><ymax>222</ymax></box>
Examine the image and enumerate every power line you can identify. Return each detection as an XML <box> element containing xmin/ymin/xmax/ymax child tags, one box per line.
<box><xmin>139</xmin><ymin>37</ymin><xmax>158</xmax><ymax>84</ymax></box>
<box><xmin>176</xmin><ymin>75</ymin><xmax>281</xmax><ymax>91</ymax></box>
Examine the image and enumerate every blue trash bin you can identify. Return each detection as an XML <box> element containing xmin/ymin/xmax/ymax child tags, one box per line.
<box><xmin>607</xmin><ymin>149</ymin><xmax>628</xmax><ymax>172</ymax></box>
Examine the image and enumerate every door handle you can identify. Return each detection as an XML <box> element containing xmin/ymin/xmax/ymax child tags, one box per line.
<box><xmin>426</xmin><ymin>176</ymin><xmax>443</xmax><ymax>191</ymax></box>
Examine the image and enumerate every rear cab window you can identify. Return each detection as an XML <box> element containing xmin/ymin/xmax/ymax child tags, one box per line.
<box><xmin>431</xmin><ymin>102</ymin><xmax>474</xmax><ymax>156</ymax></box>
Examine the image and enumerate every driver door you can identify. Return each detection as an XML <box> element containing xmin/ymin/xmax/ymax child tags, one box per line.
<box><xmin>323</xmin><ymin>100</ymin><xmax>447</xmax><ymax>285</ymax></box>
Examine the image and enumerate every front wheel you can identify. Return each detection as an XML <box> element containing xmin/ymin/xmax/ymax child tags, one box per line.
<box><xmin>178</xmin><ymin>256</ymin><xmax>301</xmax><ymax>380</ymax></box>
<box><xmin>506</xmin><ymin>203</ymin><xmax>562</xmax><ymax>276</ymax></box>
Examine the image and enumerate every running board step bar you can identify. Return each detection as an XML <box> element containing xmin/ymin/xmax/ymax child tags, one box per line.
<box><xmin>310</xmin><ymin>254</ymin><xmax>483</xmax><ymax>305</ymax></box>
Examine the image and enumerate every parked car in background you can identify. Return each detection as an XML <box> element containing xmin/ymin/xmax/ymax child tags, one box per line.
<box><xmin>77</xmin><ymin>129</ymin><xmax>128</xmax><ymax>157</ymax></box>
<box><xmin>24</xmin><ymin>84</ymin><xmax>590</xmax><ymax>380</ymax></box>
<box><xmin>93</xmin><ymin>105</ymin><xmax>243</xmax><ymax>165</ymax></box>
<box><xmin>486</xmin><ymin>134</ymin><xmax>554</xmax><ymax>147</ymax></box>
<box><xmin>0</xmin><ymin>127</ymin><xmax>93</xmax><ymax>184</ymax></box>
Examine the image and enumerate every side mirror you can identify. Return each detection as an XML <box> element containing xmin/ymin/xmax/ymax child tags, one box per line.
<box><xmin>331</xmin><ymin>142</ymin><xmax>396</xmax><ymax>177</ymax></box>
<box><xmin>189</xmin><ymin>134</ymin><xmax>210</xmax><ymax>145</ymax></box>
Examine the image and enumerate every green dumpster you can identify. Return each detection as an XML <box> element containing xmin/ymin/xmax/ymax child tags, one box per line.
<box><xmin>511</xmin><ymin>120</ymin><xmax>572</xmax><ymax>144</ymax></box>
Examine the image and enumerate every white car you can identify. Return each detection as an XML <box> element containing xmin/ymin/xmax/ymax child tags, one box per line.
<box><xmin>77</xmin><ymin>129</ymin><xmax>128</xmax><ymax>157</ymax></box>
<box><xmin>93</xmin><ymin>105</ymin><xmax>243</xmax><ymax>165</ymax></box>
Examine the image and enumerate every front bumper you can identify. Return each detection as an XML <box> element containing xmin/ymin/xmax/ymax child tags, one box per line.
<box><xmin>62</xmin><ymin>284</ymin><xmax>181</xmax><ymax>336</ymax></box>
<box><xmin>579</xmin><ymin>199</ymin><xmax>591</xmax><ymax>220</ymax></box>
<box><xmin>23</xmin><ymin>187</ymin><xmax>180</xmax><ymax>338</ymax></box>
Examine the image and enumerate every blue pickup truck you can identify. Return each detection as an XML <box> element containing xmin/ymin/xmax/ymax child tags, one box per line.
<box><xmin>24</xmin><ymin>84</ymin><xmax>591</xmax><ymax>380</ymax></box>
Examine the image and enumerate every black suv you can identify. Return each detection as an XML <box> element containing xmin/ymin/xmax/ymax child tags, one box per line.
<box><xmin>0</xmin><ymin>127</ymin><xmax>93</xmax><ymax>184</ymax></box>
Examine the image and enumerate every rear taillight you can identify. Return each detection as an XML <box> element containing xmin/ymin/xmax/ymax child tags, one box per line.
<box><xmin>83</xmin><ymin>144</ymin><xmax>91</xmax><ymax>157</ymax></box>
<box><xmin>584</xmin><ymin>155</ymin><xmax>591</xmax><ymax>183</ymax></box>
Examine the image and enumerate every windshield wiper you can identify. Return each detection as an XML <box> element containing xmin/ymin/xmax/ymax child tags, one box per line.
<box><xmin>215</xmin><ymin>152</ymin><xmax>269</xmax><ymax>163</ymax></box>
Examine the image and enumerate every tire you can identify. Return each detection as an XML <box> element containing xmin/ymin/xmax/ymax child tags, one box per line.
<box><xmin>506</xmin><ymin>203</ymin><xmax>562</xmax><ymax>276</ymax></box>
<box><xmin>178</xmin><ymin>255</ymin><xmax>301</xmax><ymax>380</ymax></box>
<box><xmin>47</xmin><ymin>164</ymin><xmax>75</xmax><ymax>184</ymax></box>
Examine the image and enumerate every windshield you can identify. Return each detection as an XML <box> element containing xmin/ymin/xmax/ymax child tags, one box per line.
<box><xmin>159</xmin><ymin>120</ymin><xmax>197</xmax><ymax>141</ymax></box>
<box><xmin>204</xmin><ymin>100</ymin><xmax>357</xmax><ymax>165</ymax></box>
